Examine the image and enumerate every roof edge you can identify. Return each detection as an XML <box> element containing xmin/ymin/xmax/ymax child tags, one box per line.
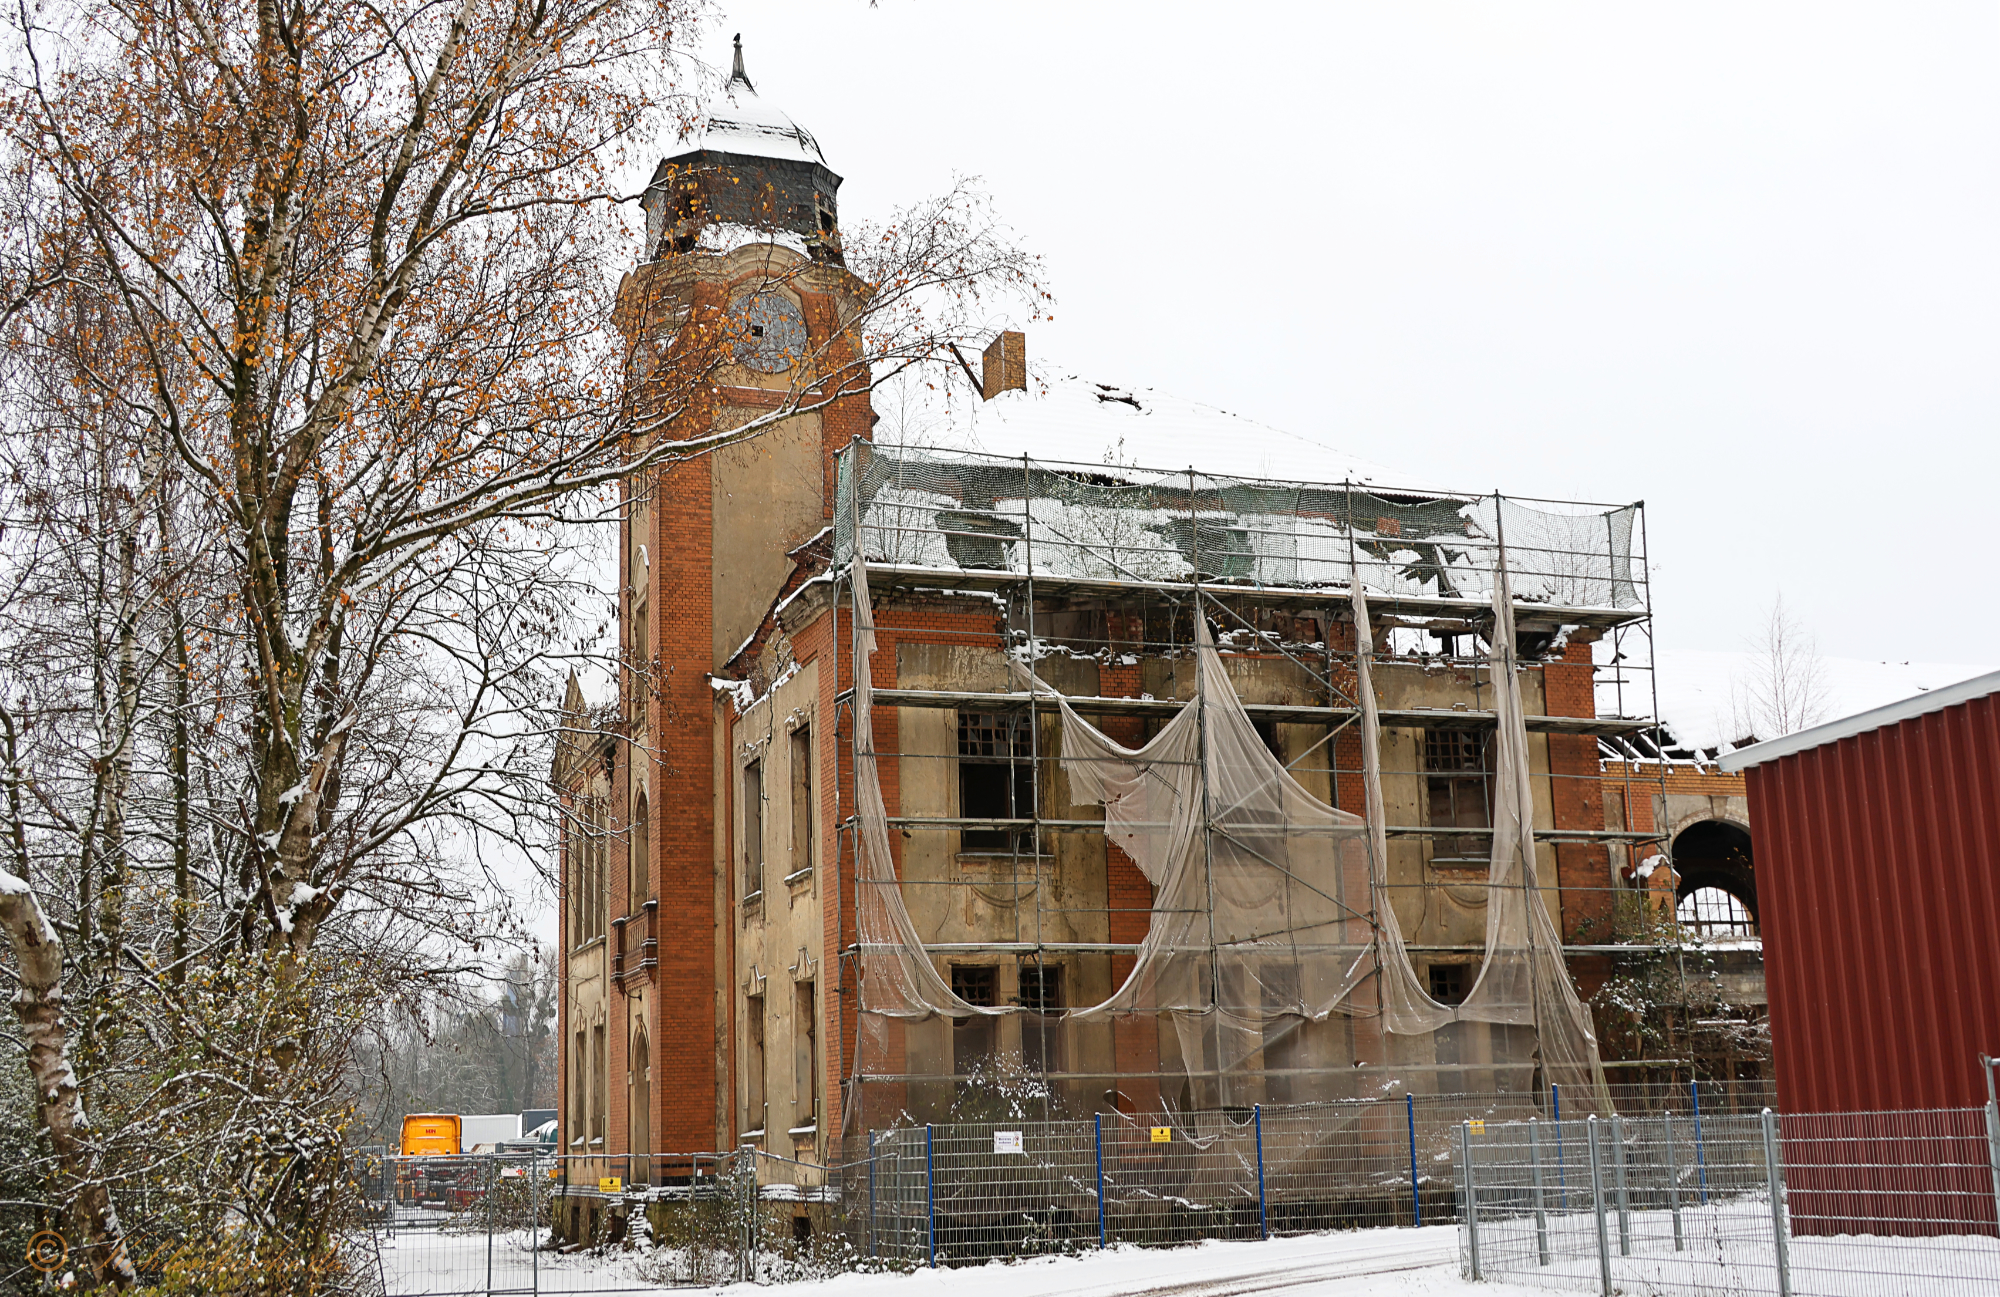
<box><xmin>1719</xmin><ymin>667</ymin><xmax>2000</xmax><ymax>772</ymax></box>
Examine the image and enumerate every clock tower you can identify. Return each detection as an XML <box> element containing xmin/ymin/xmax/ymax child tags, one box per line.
<box><xmin>590</xmin><ymin>37</ymin><xmax>872</xmax><ymax>1159</ymax></box>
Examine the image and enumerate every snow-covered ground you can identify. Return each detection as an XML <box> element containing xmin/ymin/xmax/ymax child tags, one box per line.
<box><xmin>373</xmin><ymin>1211</ymin><xmax>2000</xmax><ymax>1297</ymax></box>
<box><xmin>374</xmin><ymin>1224</ymin><xmax>1540</xmax><ymax>1297</ymax></box>
<box><xmin>1475</xmin><ymin>1198</ymin><xmax>2000</xmax><ymax>1297</ymax></box>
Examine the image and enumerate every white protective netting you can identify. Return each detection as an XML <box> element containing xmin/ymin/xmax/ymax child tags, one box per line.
<box><xmin>844</xmin><ymin>552</ymin><xmax>1609</xmax><ymax>1126</ymax></box>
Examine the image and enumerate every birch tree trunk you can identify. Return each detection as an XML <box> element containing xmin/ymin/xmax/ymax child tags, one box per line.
<box><xmin>0</xmin><ymin>713</ymin><xmax>133</xmax><ymax>1287</ymax></box>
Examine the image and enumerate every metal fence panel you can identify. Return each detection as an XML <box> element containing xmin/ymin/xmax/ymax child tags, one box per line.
<box><xmin>360</xmin><ymin>1081</ymin><xmax>2000</xmax><ymax>1297</ymax></box>
<box><xmin>1457</xmin><ymin>1107</ymin><xmax>2000</xmax><ymax>1297</ymax></box>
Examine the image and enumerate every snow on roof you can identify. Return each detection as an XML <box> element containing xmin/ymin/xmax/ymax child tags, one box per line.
<box><xmin>1719</xmin><ymin>665</ymin><xmax>2000</xmax><ymax>772</ymax></box>
<box><xmin>671</xmin><ymin>57</ymin><xmax>827</xmax><ymax>168</ymax></box>
<box><xmin>847</xmin><ymin>372</ymin><xmax>1643</xmax><ymax>610</ymax></box>
<box><xmin>955</xmin><ymin>370</ymin><xmax>1442</xmax><ymax>494</ymax></box>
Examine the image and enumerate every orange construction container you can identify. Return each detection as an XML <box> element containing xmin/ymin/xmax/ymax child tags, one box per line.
<box><xmin>399</xmin><ymin>1114</ymin><xmax>460</xmax><ymax>1157</ymax></box>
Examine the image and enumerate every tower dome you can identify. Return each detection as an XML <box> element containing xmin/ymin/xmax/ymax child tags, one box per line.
<box><xmin>641</xmin><ymin>36</ymin><xmax>843</xmax><ymax>263</ymax></box>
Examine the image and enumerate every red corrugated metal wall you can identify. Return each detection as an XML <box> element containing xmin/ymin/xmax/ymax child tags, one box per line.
<box><xmin>1747</xmin><ymin>690</ymin><xmax>2000</xmax><ymax>1114</ymax></box>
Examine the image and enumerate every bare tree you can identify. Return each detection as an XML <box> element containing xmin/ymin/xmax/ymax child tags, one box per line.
<box><xmin>0</xmin><ymin>0</ymin><xmax>1043</xmax><ymax>1282</ymax></box>
<box><xmin>1729</xmin><ymin>595</ymin><xmax>1832</xmax><ymax>744</ymax></box>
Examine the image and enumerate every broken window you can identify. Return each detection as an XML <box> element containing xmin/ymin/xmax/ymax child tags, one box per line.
<box><xmin>743</xmin><ymin>760</ymin><xmax>764</xmax><ymax>895</ymax></box>
<box><xmin>1252</xmin><ymin>718</ymin><xmax>1284</xmax><ymax>761</ymax></box>
<box><xmin>957</xmin><ymin>711</ymin><xmax>1036</xmax><ymax>853</ymax></box>
<box><xmin>1018</xmin><ymin>963</ymin><xmax>1065</xmax><ymax>1079</ymax></box>
<box><xmin>1424</xmin><ymin>729</ymin><xmax>1492</xmax><ymax>865</ymax></box>
<box><xmin>789</xmin><ymin>726</ymin><xmax>813</xmax><ymax>877</ymax></box>
<box><xmin>1676</xmin><ymin>886</ymin><xmax>1757</xmax><ymax>937</ymax></box>
<box><xmin>950</xmin><ymin>965</ymin><xmax>997</xmax><ymax>1075</ymax></box>
<box><xmin>1428</xmin><ymin>962</ymin><xmax>1472</xmax><ymax>1006</ymax></box>
<box><xmin>745</xmin><ymin>993</ymin><xmax>767</xmax><ymax>1136</ymax></box>
<box><xmin>795</xmin><ymin>980</ymin><xmax>818</xmax><ymax>1130</ymax></box>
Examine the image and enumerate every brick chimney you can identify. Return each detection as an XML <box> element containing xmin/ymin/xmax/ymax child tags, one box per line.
<box><xmin>981</xmin><ymin>330</ymin><xmax>1026</xmax><ymax>400</ymax></box>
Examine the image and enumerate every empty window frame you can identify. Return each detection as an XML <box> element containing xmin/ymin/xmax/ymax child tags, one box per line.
<box><xmin>745</xmin><ymin>994</ymin><xmax>767</xmax><ymax>1136</ymax></box>
<box><xmin>629</xmin><ymin>598</ymin><xmax>649</xmax><ymax>727</ymax></box>
<box><xmin>789</xmin><ymin>726</ymin><xmax>813</xmax><ymax>879</ymax></box>
<box><xmin>631</xmin><ymin>793</ymin><xmax>650</xmax><ymax>908</ymax></box>
<box><xmin>567</xmin><ymin>815</ymin><xmax>586</xmax><ymax>948</ymax></box>
<box><xmin>1423</xmin><ymin>729</ymin><xmax>1492</xmax><ymax>865</ymax></box>
<box><xmin>570</xmin><ymin>1030</ymin><xmax>587</xmax><ymax>1147</ymax></box>
<box><xmin>591</xmin><ymin>1023</ymin><xmax>608</xmax><ymax>1144</ymax></box>
<box><xmin>794</xmin><ymin>980</ymin><xmax>818</xmax><ymax>1130</ymax></box>
<box><xmin>950</xmin><ymin>965</ymin><xmax>997</xmax><ymax>1076</ymax></box>
<box><xmin>743</xmin><ymin>760</ymin><xmax>765</xmax><ymax>896</ymax></box>
<box><xmin>1018</xmin><ymin>962</ymin><xmax>1065</xmax><ymax>1079</ymax></box>
<box><xmin>957</xmin><ymin>711</ymin><xmax>1036</xmax><ymax>853</ymax></box>
<box><xmin>571</xmin><ymin>798</ymin><xmax>608</xmax><ymax>944</ymax></box>
<box><xmin>1427</xmin><ymin>962</ymin><xmax>1472</xmax><ymax>1006</ymax></box>
<box><xmin>591</xmin><ymin>799</ymin><xmax>609</xmax><ymax>938</ymax></box>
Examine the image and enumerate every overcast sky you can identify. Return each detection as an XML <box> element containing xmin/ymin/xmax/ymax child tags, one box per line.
<box><xmin>690</xmin><ymin>1</ymin><xmax>1999</xmax><ymax>673</ymax></box>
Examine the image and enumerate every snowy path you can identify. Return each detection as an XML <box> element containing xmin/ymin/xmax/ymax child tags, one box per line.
<box><xmin>706</xmin><ymin>1230</ymin><xmax>1544</xmax><ymax>1297</ymax></box>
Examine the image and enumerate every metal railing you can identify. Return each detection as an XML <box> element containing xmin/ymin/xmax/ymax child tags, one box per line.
<box><xmin>1456</xmin><ymin>1105</ymin><xmax>2000</xmax><ymax>1296</ymax></box>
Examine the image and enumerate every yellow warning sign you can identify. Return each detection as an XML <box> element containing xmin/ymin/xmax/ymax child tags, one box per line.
<box><xmin>599</xmin><ymin>1176</ymin><xmax>623</xmax><ymax>1193</ymax></box>
<box><xmin>1150</xmin><ymin>1126</ymin><xmax>1172</xmax><ymax>1144</ymax></box>
<box><xmin>1468</xmin><ymin>1119</ymin><xmax>1486</xmax><ymax>1136</ymax></box>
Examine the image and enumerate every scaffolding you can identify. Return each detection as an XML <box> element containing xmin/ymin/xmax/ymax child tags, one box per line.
<box><xmin>823</xmin><ymin>442</ymin><xmax>1690</xmax><ymax>1138</ymax></box>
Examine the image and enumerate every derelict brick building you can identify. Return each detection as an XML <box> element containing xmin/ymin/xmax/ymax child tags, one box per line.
<box><xmin>553</xmin><ymin>45</ymin><xmax>1764</xmax><ymax>1180</ymax></box>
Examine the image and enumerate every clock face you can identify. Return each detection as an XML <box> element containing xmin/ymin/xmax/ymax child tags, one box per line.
<box><xmin>730</xmin><ymin>291</ymin><xmax>806</xmax><ymax>373</ymax></box>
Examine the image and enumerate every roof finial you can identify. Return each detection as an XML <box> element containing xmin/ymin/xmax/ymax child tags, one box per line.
<box><xmin>729</xmin><ymin>33</ymin><xmax>754</xmax><ymax>94</ymax></box>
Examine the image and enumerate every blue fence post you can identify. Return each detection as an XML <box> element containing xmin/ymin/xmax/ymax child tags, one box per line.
<box><xmin>1094</xmin><ymin>1113</ymin><xmax>1107</xmax><ymax>1250</ymax></box>
<box><xmin>1553</xmin><ymin>1083</ymin><xmax>1566</xmax><ymax>1209</ymax></box>
<box><xmin>1406</xmin><ymin>1094</ymin><xmax>1421</xmax><ymax>1226</ymax></box>
<box><xmin>1254</xmin><ymin>1105</ymin><xmax>1269</xmax><ymax>1240</ymax></box>
<box><xmin>925</xmin><ymin>1124</ymin><xmax>936</xmax><ymax>1269</ymax></box>
<box><xmin>1691</xmin><ymin>1080</ymin><xmax>1710</xmax><ymax>1205</ymax></box>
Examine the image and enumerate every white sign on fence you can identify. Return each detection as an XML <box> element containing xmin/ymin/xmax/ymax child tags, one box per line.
<box><xmin>994</xmin><ymin>1130</ymin><xmax>1024</xmax><ymax>1154</ymax></box>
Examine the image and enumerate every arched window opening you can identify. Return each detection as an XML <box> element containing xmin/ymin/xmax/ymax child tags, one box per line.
<box><xmin>629</xmin><ymin>1028</ymin><xmax>652</xmax><ymax>1178</ymax></box>
<box><xmin>1677</xmin><ymin>886</ymin><xmax>1757</xmax><ymax>937</ymax></box>
<box><xmin>1671</xmin><ymin>818</ymin><xmax>1757</xmax><ymax>931</ymax></box>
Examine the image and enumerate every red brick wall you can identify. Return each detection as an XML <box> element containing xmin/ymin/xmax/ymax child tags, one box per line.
<box><xmin>1544</xmin><ymin>644</ymin><xmax>1612</xmax><ymax>941</ymax></box>
<box><xmin>1602</xmin><ymin>761</ymin><xmax>1747</xmax><ymax>842</ymax></box>
<box><xmin>641</xmin><ymin>409</ymin><xmax>720</xmax><ymax>1154</ymax></box>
